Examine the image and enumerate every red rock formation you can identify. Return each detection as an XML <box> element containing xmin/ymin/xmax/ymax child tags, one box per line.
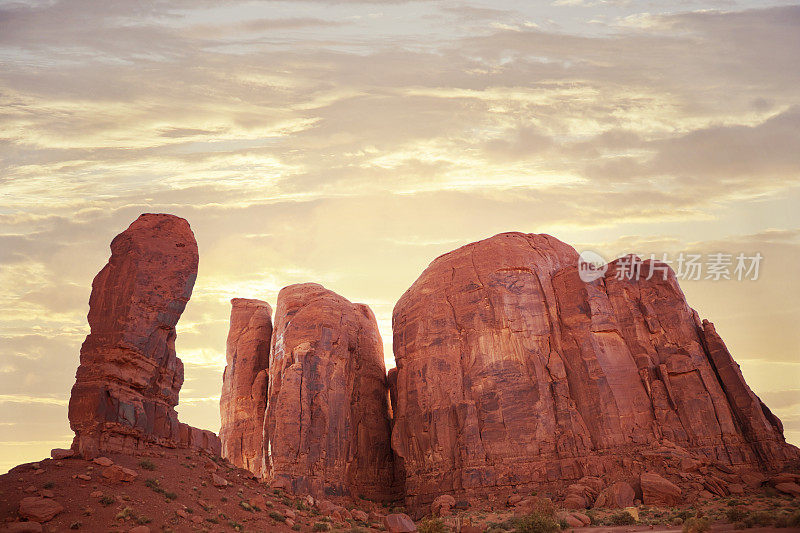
<box><xmin>263</xmin><ymin>283</ymin><xmax>397</xmax><ymax>500</ymax></box>
<box><xmin>68</xmin><ymin>214</ymin><xmax>220</xmax><ymax>458</ymax></box>
<box><xmin>220</xmin><ymin>298</ymin><xmax>272</xmax><ymax>476</ymax></box>
<box><xmin>391</xmin><ymin>232</ymin><xmax>798</xmax><ymax>508</ymax></box>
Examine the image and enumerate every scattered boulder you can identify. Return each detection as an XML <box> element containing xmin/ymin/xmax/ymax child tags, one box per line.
<box><xmin>775</xmin><ymin>482</ymin><xmax>800</xmax><ymax>497</ymax></box>
<box><xmin>102</xmin><ymin>465</ymin><xmax>138</xmax><ymax>483</ymax></box>
<box><xmin>572</xmin><ymin>512</ymin><xmax>591</xmax><ymax>526</ymax></box>
<box><xmin>352</xmin><ymin>509</ymin><xmax>368</xmax><ymax>522</ymax></box>
<box><xmin>594</xmin><ymin>481</ymin><xmax>635</xmax><ymax>508</ymax></box>
<box><xmin>211</xmin><ymin>473</ymin><xmax>228</xmax><ymax>487</ymax></box>
<box><xmin>557</xmin><ymin>511</ymin><xmax>584</xmax><ymax>528</ymax></box>
<box><xmin>93</xmin><ymin>457</ymin><xmax>113</xmax><ymax>467</ymax></box>
<box><xmin>50</xmin><ymin>449</ymin><xmax>74</xmax><ymax>460</ymax></box>
<box><xmin>383</xmin><ymin>513</ymin><xmax>417</xmax><ymax>533</ymax></box>
<box><xmin>431</xmin><ymin>494</ymin><xmax>456</xmax><ymax>516</ymax></box>
<box><xmin>4</xmin><ymin>523</ymin><xmax>43</xmax><ymax>533</ymax></box>
<box><xmin>641</xmin><ymin>472</ymin><xmax>682</xmax><ymax>506</ymax></box>
<box><xmin>18</xmin><ymin>496</ymin><xmax>64</xmax><ymax>522</ymax></box>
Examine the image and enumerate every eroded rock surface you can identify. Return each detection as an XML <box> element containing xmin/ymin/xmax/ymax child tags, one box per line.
<box><xmin>220</xmin><ymin>298</ymin><xmax>272</xmax><ymax>476</ymax></box>
<box><xmin>391</xmin><ymin>232</ymin><xmax>798</xmax><ymax>508</ymax></box>
<box><xmin>263</xmin><ymin>283</ymin><xmax>397</xmax><ymax>500</ymax></box>
<box><xmin>68</xmin><ymin>214</ymin><xmax>220</xmax><ymax>458</ymax></box>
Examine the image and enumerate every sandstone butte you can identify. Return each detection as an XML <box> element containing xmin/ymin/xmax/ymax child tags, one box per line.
<box><xmin>262</xmin><ymin>283</ymin><xmax>399</xmax><ymax>501</ymax></box>
<box><xmin>219</xmin><ymin>298</ymin><xmax>273</xmax><ymax>476</ymax></box>
<box><xmin>391</xmin><ymin>231</ymin><xmax>799</xmax><ymax>509</ymax></box>
<box><xmin>67</xmin><ymin>213</ymin><xmax>220</xmax><ymax>458</ymax></box>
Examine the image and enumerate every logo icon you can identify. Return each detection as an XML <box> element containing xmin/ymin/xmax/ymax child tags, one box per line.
<box><xmin>578</xmin><ymin>250</ymin><xmax>608</xmax><ymax>282</ymax></box>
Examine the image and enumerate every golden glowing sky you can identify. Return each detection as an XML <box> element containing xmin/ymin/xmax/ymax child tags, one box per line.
<box><xmin>1</xmin><ymin>0</ymin><xmax>799</xmax><ymax>473</ymax></box>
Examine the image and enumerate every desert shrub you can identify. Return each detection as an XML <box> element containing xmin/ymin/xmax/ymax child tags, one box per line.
<box><xmin>682</xmin><ymin>517</ymin><xmax>710</xmax><ymax>533</ymax></box>
<box><xmin>99</xmin><ymin>495</ymin><xmax>115</xmax><ymax>507</ymax></box>
<box><xmin>726</xmin><ymin>507</ymin><xmax>748</xmax><ymax>523</ymax></box>
<box><xmin>512</xmin><ymin>510</ymin><xmax>561</xmax><ymax>533</ymax></box>
<box><xmin>295</xmin><ymin>500</ymin><xmax>310</xmax><ymax>511</ymax></box>
<box><xmin>292</xmin><ymin>525</ymin><xmax>301</xmax><ymax>531</ymax></box>
<box><xmin>43</xmin><ymin>481</ymin><xmax>55</xmax><ymax>489</ymax></box>
<box><xmin>239</xmin><ymin>501</ymin><xmax>254</xmax><ymax>512</ymax></box>
<box><xmin>313</xmin><ymin>522</ymin><xmax>332</xmax><ymax>532</ymax></box>
<box><xmin>418</xmin><ymin>517</ymin><xmax>449</xmax><ymax>533</ymax></box>
<box><xmin>745</xmin><ymin>510</ymin><xmax>775</xmax><ymax>528</ymax></box>
<box><xmin>269</xmin><ymin>510</ymin><xmax>286</xmax><ymax>522</ymax></box>
<box><xmin>138</xmin><ymin>459</ymin><xmax>156</xmax><ymax>470</ymax></box>
<box><xmin>164</xmin><ymin>491</ymin><xmax>177</xmax><ymax>501</ymax></box>
<box><xmin>607</xmin><ymin>511</ymin><xmax>636</xmax><ymax>526</ymax></box>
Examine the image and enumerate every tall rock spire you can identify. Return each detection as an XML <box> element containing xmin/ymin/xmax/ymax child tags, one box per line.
<box><xmin>68</xmin><ymin>213</ymin><xmax>219</xmax><ymax>458</ymax></box>
<box><xmin>220</xmin><ymin>298</ymin><xmax>272</xmax><ymax>476</ymax></box>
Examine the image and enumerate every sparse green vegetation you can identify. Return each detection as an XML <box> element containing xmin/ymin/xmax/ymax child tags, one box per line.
<box><xmin>313</xmin><ymin>522</ymin><xmax>332</xmax><ymax>532</ymax></box>
<box><xmin>99</xmin><ymin>495</ymin><xmax>115</xmax><ymax>507</ymax></box>
<box><xmin>512</xmin><ymin>510</ymin><xmax>561</xmax><ymax>533</ymax></box>
<box><xmin>606</xmin><ymin>511</ymin><xmax>636</xmax><ymax>526</ymax></box>
<box><xmin>726</xmin><ymin>507</ymin><xmax>748</xmax><ymax>522</ymax></box>
<box><xmin>682</xmin><ymin>517</ymin><xmax>710</xmax><ymax>533</ymax></box>
<box><xmin>138</xmin><ymin>459</ymin><xmax>156</xmax><ymax>471</ymax></box>
<box><xmin>418</xmin><ymin>517</ymin><xmax>449</xmax><ymax>533</ymax></box>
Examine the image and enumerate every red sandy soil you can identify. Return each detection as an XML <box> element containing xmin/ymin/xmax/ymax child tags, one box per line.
<box><xmin>1</xmin><ymin>448</ymin><xmax>798</xmax><ymax>532</ymax></box>
<box><xmin>0</xmin><ymin>448</ymin><xmax>387</xmax><ymax>532</ymax></box>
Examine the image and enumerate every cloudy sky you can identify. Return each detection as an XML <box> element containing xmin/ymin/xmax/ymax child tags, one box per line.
<box><xmin>1</xmin><ymin>0</ymin><xmax>799</xmax><ymax>473</ymax></box>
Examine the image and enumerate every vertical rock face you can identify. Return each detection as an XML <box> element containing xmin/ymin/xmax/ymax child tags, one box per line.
<box><xmin>391</xmin><ymin>232</ymin><xmax>797</xmax><ymax>507</ymax></box>
<box><xmin>68</xmin><ymin>213</ymin><xmax>220</xmax><ymax>458</ymax></box>
<box><xmin>264</xmin><ymin>283</ymin><xmax>397</xmax><ymax>500</ymax></box>
<box><xmin>220</xmin><ymin>298</ymin><xmax>272</xmax><ymax>476</ymax></box>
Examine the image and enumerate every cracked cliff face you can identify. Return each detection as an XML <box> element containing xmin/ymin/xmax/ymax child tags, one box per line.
<box><xmin>220</xmin><ymin>298</ymin><xmax>273</xmax><ymax>476</ymax></box>
<box><xmin>390</xmin><ymin>232</ymin><xmax>798</xmax><ymax>507</ymax></box>
<box><xmin>68</xmin><ymin>213</ymin><xmax>220</xmax><ymax>458</ymax></box>
<box><xmin>263</xmin><ymin>283</ymin><xmax>398</xmax><ymax>500</ymax></box>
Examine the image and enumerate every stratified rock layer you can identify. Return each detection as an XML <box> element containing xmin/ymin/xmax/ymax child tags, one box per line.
<box><xmin>264</xmin><ymin>283</ymin><xmax>397</xmax><ymax>500</ymax></box>
<box><xmin>391</xmin><ymin>232</ymin><xmax>797</xmax><ymax>507</ymax></box>
<box><xmin>68</xmin><ymin>214</ymin><xmax>220</xmax><ymax>458</ymax></box>
<box><xmin>220</xmin><ymin>298</ymin><xmax>272</xmax><ymax>476</ymax></box>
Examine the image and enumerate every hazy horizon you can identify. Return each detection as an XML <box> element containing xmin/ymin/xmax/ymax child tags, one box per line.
<box><xmin>1</xmin><ymin>0</ymin><xmax>799</xmax><ymax>473</ymax></box>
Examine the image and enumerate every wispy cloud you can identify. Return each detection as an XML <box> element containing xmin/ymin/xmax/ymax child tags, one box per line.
<box><xmin>1</xmin><ymin>0</ymin><xmax>799</xmax><ymax>469</ymax></box>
